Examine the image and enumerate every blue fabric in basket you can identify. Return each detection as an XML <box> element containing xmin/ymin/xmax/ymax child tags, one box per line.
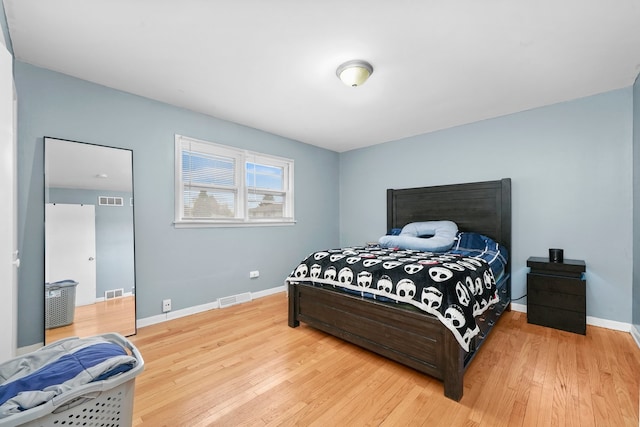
<box><xmin>0</xmin><ymin>336</ymin><xmax>137</xmax><ymax>418</ymax></box>
<box><xmin>0</xmin><ymin>343</ymin><xmax>132</xmax><ymax>407</ymax></box>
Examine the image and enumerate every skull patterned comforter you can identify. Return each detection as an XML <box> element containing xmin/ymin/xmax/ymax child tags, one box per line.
<box><xmin>286</xmin><ymin>237</ymin><xmax>504</xmax><ymax>352</ymax></box>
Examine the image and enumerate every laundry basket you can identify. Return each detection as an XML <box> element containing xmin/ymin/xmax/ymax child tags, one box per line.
<box><xmin>0</xmin><ymin>333</ymin><xmax>144</xmax><ymax>427</ymax></box>
<box><xmin>45</xmin><ymin>280</ymin><xmax>78</xmax><ymax>329</ymax></box>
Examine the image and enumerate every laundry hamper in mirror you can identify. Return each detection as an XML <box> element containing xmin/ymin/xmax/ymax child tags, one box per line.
<box><xmin>0</xmin><ymin>333</ymin><xmax>144</xmax><ymax>427</ymax></box>
<box><xmin>45</xmin><ymin>280</ymin><xmax>78</xmax><ymax>329</ymax></box>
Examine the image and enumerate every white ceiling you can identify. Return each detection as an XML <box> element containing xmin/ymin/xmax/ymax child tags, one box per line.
<box><xmin>45</xmin><ymin>137</ymin><xmax>133</xmax><ymax>192</ymax></box>
<box><xmin>5</xmin><ymin>1</ymin><xmax>640</xmax><ymax>153</ymax></box>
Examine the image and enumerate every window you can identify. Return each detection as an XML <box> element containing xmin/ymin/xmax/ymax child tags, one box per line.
<box><xmin>175</xmin><ymin>135</ymin><xmax>294</xmax><ymax>226</ymax></box>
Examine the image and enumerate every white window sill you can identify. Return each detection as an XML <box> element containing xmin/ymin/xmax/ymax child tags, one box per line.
<box><xmin>174</xmin><ymin>219</ymin><xmax>296</xmax><ymax>229</ymax></box>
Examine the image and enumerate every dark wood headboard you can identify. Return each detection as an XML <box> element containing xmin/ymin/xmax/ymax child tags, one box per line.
<box><xmin>386</xmin><ymin>178</ymin><xmax>512</xmax><ymax>255</ymax></box>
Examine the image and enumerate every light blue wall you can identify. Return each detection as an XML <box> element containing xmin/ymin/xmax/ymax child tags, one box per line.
<box><xmin>633</xmin><ymin>74</ymin><xmax>640</xmax><ymax>330</ymax></box>
<box><xmin>15</xmin><ymin>62</ymin><xmax>340</xmax><ymax>347</ymax></box>
<box><xmin>12</xmin><ymin>55</ymin><xmax>637</xmax><ymax>345</ymax></box>
<box><xmin>47</xmin><ymin>188</ymin><xmax>135</xmax><ymax>298</ymax></box>
<box><xmin>340</xmin><ymin>88</ymin><xmax>633</xmax><ymax>323</ymax></box>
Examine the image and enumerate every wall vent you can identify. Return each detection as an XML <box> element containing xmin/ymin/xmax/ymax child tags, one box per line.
<box><xmin>105</xmin><ymin>288</ymin><xmax>124</xmax><ymax>300</ymax></box>
<box><xmin>218</xmin><ymin>292</ymin><xmax>252</xmax><ymax>308</ymax></box>
<box><xmin>98</xmin><ymin>196</ymin><xmax>124</xmax><ymax>206</ymax></box>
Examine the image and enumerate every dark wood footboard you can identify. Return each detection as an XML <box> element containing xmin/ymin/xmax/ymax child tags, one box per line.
<box><xmin>288</xmin><ymin>281</ymin><xmax>467</xmax><ymax>400</ymax></box>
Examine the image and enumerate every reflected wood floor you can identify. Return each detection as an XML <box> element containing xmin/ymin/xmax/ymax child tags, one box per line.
<box><xmin>128</xmin><ymin>293</ymin><xmax>640</xmax><ymax>426</ymax></box>
<box><xmin>45</xmin><ymin>295</ymin><xmax>136</xmax><ymax>343</ymax></box>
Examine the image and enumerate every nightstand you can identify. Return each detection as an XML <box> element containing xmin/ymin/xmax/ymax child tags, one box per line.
<box><xmin>526</xmin><ymin>256</ymin><xmax>586</xmax><ymax>334</ymax></box>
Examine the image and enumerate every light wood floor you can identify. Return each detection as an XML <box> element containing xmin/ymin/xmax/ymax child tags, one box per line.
<box><xmin>45</xmin><ymin>295</ymin><xmax>136</xmax><ymax>344</ymax></box>
<box><xmin>127</xmin><ymin>293</ymin><xmax>640</xmax><ymax>426</ymax></box>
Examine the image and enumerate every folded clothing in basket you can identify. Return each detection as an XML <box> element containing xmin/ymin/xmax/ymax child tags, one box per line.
<box><xmin>0</xmin><ymin>335</ymin><xmax>137</xmax><ymax>418</ymax></box>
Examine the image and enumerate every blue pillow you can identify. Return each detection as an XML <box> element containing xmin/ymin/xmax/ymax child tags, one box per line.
<box><xmin>378</xmin><ymin>220</ymin><xmax>458</xmax><ymax>252</ymax></box>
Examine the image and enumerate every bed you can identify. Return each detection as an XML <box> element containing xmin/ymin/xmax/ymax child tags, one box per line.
<box><xmin>286</xmin><ymin>178</ymin><xmax>511</xmax><ymax>401</ymax></box>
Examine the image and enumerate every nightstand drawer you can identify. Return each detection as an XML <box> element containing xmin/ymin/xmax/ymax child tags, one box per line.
<box><xmin>527</xmin><ymin>274</ymin><xmax>584</xmax><ymax>296</ymax></box>
<box><xmin>527</xmin><ymin>275</ymin><xmax>585</xmax><ymax>312</ymax></box>
<box><xmin>527</xmin><ymin>303</ymin><xmax>586</xmax><ymax>334</ymax></box>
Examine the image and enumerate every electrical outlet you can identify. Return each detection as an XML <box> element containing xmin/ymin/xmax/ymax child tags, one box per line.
<box><xmin>249</xmin><ymin>270</ymin><xmax>260</xmax><ymax>279</ymax></box>
<box><xmin>162</xmin><ymin>299</ymin><xmax>171</xmax><ymax>313</ymax></box>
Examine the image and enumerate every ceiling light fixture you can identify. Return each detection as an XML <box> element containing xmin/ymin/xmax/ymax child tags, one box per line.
<box><xmin>336</xmin><ymin>60</ymin><xmax>373</xmax><ymax>87</ymax></box>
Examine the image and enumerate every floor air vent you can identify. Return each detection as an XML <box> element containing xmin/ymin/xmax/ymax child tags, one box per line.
<box><xmin>219</xmin><ymin>292</ymin><xmax>252</xmax><ymax>308</ymax></box>
<box><xmin>105</xmin><ymin>288</ymin><xmax>124</xmax><ymax>300</ymax></box>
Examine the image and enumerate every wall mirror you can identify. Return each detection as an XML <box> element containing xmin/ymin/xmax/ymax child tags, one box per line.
<box><xmin>44</xmin><ymin>137</ymin><xmax>136</xmax><ymax>344</ymax></box>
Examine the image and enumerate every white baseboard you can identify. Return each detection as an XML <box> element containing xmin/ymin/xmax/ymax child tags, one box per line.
<box><xmin>138</xmin><ymin>288</ymin><xmax>636</xmax><ymax>333</ymax></box>
<box><xmin>510</xmin><ymin>301</ymin><xmax>633</xmax><ymax>333</ymax></box>
<box><xmin>631</xmin><ymin>324</ymin><xmax>640</xmax><ymax>349</ymax></box>
<box><xmin>19</xmin><ymin>287</ymin><xmax>638</xmax><ymax>354</ymax></box>
<box><xmin>585</xmin><ymin>316</ymin><xmax>632</xmax><ymax>332</ymax></box>
<box><xmin>95</xmin><ymin>291</ymin><xmax>134</xmax><ymax>303</ymax></box>
<box><xmin>511</xmin><ymin>302</ymin><xmax>527</xmax><ymax>313</ymax></box>
<box><xmin>137</xmin><ymin>285</ymin><xmax>286</xmax><ymax>328</ymax></box>
<box><xmin>252</xmin><ymin>285</ymin><xmax>286</xmax><ymax>299</ymax></box>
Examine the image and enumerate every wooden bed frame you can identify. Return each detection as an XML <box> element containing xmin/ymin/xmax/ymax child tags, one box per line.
<box><xmin>288</xmin><ymin>178</ymin><xmax>511</xmax><ymax>401</ymax></box>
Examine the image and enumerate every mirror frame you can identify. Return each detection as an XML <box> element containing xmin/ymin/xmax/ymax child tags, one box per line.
<box><xmin>43</xmin><ymin>137</ymin><xmax>137</xmax><ymax>343</ymax></box>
